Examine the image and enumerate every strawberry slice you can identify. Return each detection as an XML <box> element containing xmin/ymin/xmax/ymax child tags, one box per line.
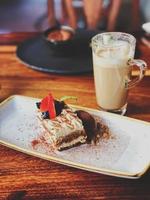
<box><xmin>40</xmin><ymin>96</ymin><xmax>49</xmax><ymax>111</ymax></box>
<box><xmin>48</xmin><ymin>94</ymin><xmax>56</xmax><ymax>119</ymax></box>
<box><xmin>40</xmin><ymin>93</ymin><xmax>56</xmax><ymax>119</ymax></box>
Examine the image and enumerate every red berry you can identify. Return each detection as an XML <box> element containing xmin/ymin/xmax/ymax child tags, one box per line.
<box><xmin>40</xmin><ymin>93</ymin><xmax>56</xmax><ymax>119</ymax></box>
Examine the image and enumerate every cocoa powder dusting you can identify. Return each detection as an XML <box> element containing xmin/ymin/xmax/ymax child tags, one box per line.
<box><xmin>31</xmin><ymin>139</ymin><xmax>39</xmax><ymax>148</ymax></box>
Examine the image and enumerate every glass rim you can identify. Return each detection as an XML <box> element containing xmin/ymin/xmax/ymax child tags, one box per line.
<box><xmin>91</xmin><ymin>32</ymin><xmax>136</xmax><ymax>48</ymax></box>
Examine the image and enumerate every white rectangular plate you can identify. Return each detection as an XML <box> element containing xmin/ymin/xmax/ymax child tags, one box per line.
<box><xmin>0</xmin><ymin>95</ymin><xmax>150</xmax><ymax>179</ymax></box>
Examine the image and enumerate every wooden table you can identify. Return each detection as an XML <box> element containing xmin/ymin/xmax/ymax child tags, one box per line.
<box><xmin>0</xmin><ymin>43</ymin><xmax>150</xmax><ymax>200</ymax></box>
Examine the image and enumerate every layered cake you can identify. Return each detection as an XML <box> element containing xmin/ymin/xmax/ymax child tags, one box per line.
<box><xmin>36</xmin><ymin>93</ymin><xmax>109</xmax><ymax>151</ymax></box>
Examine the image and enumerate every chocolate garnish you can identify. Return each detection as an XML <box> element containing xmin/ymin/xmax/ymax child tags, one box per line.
<box><xmin>75</xmin><ymin>110</ymin><xmax>96</xmax><ymax>143</ymax></box>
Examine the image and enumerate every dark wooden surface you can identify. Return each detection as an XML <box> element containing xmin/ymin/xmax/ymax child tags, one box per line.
<box><xmin>0</xmin><ymin>32</ymin><xmax>41</xmax><ymax>45</ymax></box>
<box><xmin>0</xmin><ymin>42</ymin><xmax>150</xmax><ymax>200</ymax></box>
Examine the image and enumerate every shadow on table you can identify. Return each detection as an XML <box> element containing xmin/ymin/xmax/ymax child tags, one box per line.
<box><xmin>141</xmin><ymin>169</ymin><xmax>150</xmax><ymax>181</ymax></box>
<box><xmin>7</xmin><ymin>190</ymin><xmax>27</xmax><ymax>200</ymax></box>
<box><xmin>127</xmin><ymin>102</ymin><xmax>150</xmax><ymax>115</ymax></box>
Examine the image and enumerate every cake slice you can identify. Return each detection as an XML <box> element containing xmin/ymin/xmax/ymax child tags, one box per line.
<box><xmin>36</xmin><ymin>94</ymin><xmax>88</xmax><ymax>150</ymax></box>
<box><xmin>38</xmin><ymin>108</ymin><xmax>87</xmax><ymax>150</ymax></box>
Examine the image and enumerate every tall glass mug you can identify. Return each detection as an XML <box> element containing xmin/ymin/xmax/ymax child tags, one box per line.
<box><xmin>91</xmin><ymin>32</ymin><xmax>147</xmax><ymax>115</ymax></box>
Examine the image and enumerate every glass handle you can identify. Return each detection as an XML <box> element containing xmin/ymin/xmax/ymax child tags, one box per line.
<box><xmin>127</xmin><ymin>59</ymin><xmax>147</xmax><ymax>89</ymax></box>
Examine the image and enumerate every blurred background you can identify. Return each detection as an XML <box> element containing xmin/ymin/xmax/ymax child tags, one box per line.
<box><xmin>0</xmin><ymin>0</ymin><xmax>149</xmax><ymax>31</ymax></box>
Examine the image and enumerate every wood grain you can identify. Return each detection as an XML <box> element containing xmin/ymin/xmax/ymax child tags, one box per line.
<box><xmin>0</xmin><ymin>42</ymin><xmax>150</xmax><ymax>200</ymax></box>
<box><xmin>0</xmin><ymin>32</ymin><xmax>40</xmax><ymax>45</ymax></box>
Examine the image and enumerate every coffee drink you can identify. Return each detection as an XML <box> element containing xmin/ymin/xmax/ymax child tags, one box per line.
<box><xmin>92</xmin><ymin>33</ymin><xmax>147</xmax><ymax>114</ymax></box>
<box><xmin>93</xmin><ymin>41</ymin><xmax>132</xmax><ymax>110</ymax></box>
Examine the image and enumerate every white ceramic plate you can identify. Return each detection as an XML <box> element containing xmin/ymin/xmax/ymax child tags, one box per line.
<box><xmin>0</xmin><ymin>95</ymin><xmax>150</xmax><ymax>179</ymax></box>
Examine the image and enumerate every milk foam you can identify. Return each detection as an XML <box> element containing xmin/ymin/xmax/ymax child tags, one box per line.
<box><xmin>94</xmin><ymin>41</ymin><xmax>131</xmax><ymax>68</ymax></box>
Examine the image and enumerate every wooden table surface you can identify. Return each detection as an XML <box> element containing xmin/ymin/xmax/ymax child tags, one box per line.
<box><xmin>0</xmin><ymin>43</ymin><xmax>150</xmax><ymax>200</ymax></box>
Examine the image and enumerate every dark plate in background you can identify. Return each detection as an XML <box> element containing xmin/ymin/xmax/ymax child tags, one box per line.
<box><xmin>17</xmin><ymin>29</ymin><xmax>99</xmax><ymax>75</ymax></box>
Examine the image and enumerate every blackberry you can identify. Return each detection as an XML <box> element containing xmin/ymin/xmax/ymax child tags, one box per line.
<box><xmin>54</xmin><ymin>100</ymin><xmax>66</xmax><ymax>116</ymax></box>
<box><xmin>36</xmin><ymin>102</ymin><xmax>41</xmax><ymax>109</ymax></box>
<box><xmin>41</xmin><ymin>111</ymin><xmax>49</xmax><ymax>119</ymax></box>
